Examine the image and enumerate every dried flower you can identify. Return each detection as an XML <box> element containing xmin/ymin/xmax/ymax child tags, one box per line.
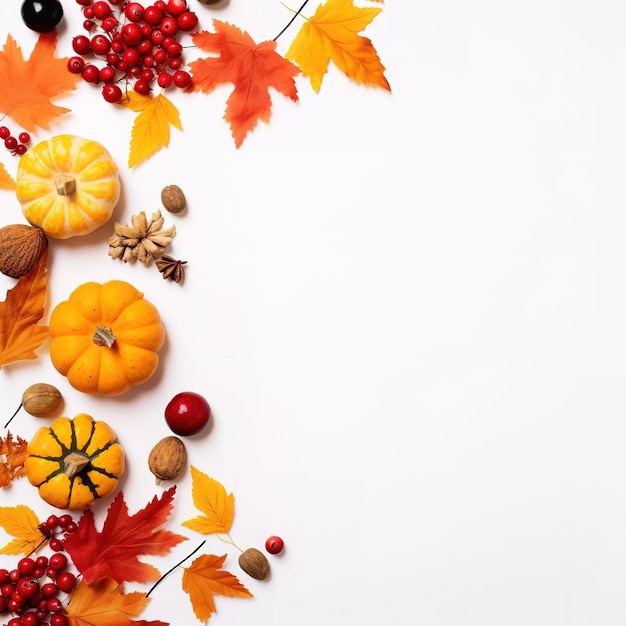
<box><xmin>155</xmin><ymin>256</ymin><xmax>187</xmax><ymax>283</ymax></box>
<box><xmin>107</xmin><ymin>210</ymin><xmax>175</xmax><ymax>265</ymax></box>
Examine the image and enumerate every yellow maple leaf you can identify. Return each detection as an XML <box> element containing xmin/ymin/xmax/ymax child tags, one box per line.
<box><xmin>0</xmin><ymin>33</ymin><xmax>81</xmax><ymax>131</ymax></box>
<box><xmin>0</xmin><ymin>504</ymin><xmax>45</xmax><ymax>555</ymax></box>
<box><xmin>0</xmin><ymin>249</ymin><xmax>50</xmax><ymax>369</ymax></box>
<box><xmin>0</xmin><ymin>161</ymin><xmax>15</xmax><ymax>190</ymax></box>
<box><xmin>285</xmin><ymin>0</ymin><xmax>390</xmax><ymax>93</ymax></box>
<box><xmin>123</xmin><ymin>92</ymin><xmax>183</xmax><ymax>168</ymax></box>
<box><xmin>182</xmin><ymin>553</ymin><xmax>252</xmax><ymax>623</ymax></box>
<box><xmin>182</xmin><ymin>467</ymin><xmax>235</xmax><ymax>535</ymax></box>
<box><xmin>66</xmin><ymin>578</ymin><xmax>167</xmax><ymax>626</ymax></box>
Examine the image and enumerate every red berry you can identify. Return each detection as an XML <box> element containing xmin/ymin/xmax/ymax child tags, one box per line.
<box><xmin>55</xmin><ymin>572</ymin><xmax>76</xmax><ymax>594</ymax></box>
<box><xmin>101</xmin><ymin>15</ymin><xmax>118</xmax><ymax>31</ymax></box>
<box><xmin>0</xmin><ymin>569</ymin><xmax>9</xmax><ymax>585</ymax></box>
<box><xmin>124</xmin><ymin>2</ymin><xmax>145</xmax><ymax>22</ymax></box>
<box><xmin>51</xmin><ymin>615</ymin><xmax>69</xmax><ymax>626</ymax></box>
<box><xmin>123</xmin><ymin>47</ymin><xmax>141</xmax><ymax>66</ymax></box>
<box><xmin>151</xmin><ymin>29</ymin><xmax>165</xmax><ymax>45</ymax></box>
<box><xmin>17</xmin><ymin>577</ymin><xmax>40</xmax><ymax>600</ymax></box>
<box><xmin>72</xmin><ymin>35</ymin><xmax>91</xmax><ymax>55</ymax></box>
<box><xmin>21</xmin><ymin>611</ymin><xmax>40</xmax><ymax>626</ymax></box>
<box><xmin>177</xmin><ymin>11</ymin><xmax>198</xmax><ymax>32</ymax></box>
<box><xmin>137</xmin><ymin>38</ymin><xmax>153</xmax><ymax>54</ymax></box>
<box><xmin>81</xmin><ymin>63</ymin><xmax>100</xmax><ymax>83</ymax></box>
<box><xmin>133</xmin><ymin>79</ymin><xmax>152</xmax><ymax>95</ymax></box>
<box><xmin>41</xmin><ymin>583</ymin><xmax>57</xmax><ymax>599</ymax></box>
<box><xmin>18</xmin><ymin>558</ymin><xmax>36</xmax><ymax>576</ymax></box>
<box><xmin>143</xmin><ymin>54</ymin><xmax>155</xmax><ymax>68</ymax></box>
<box><xmin>265</xmin><ymin>535</ymin><xmax>284</xmax><ymax>554</ymax></box>
<box><xmin>75</xmin><ymin>0</ymin><xmax>93</xmax><ymax>6</ymax></box>
<box><xmin>7</xmin><ymin>617</ymin><xmax>22</xmax><ymax>626</ymax></box>
<box><xmin>90</xmin><ymin>33</ymin><xmax>111</xmax><ymax>55</ymax></box>
<box><xmin>167</xmin><ymin>56</ymin><xmax>182</xmax><ymax>69</ymax></box>
<box><xmin>58</xmin><ymin>514</ymin><xmax>72</xmax><ymax>529</ymax></box>
<box><xmin>153</xmin><ymin>47</ymin><xmax>167</xmax><ymax>63</ymax></box>
<box><xmin>160</xmin><ymin>16</ymin><xmax>178</xmax><ymax>36</ymax></box>
<box><xmin>144</xmin><ymin>6</ymin><xmax>164</xmax><ymax>25</ymax></box>
<box><xmin>141</xmin><ymin>68</ymin><xmax>154</xmax><ymax>81</ymax></box>
<box><xmin>92</xmin><ymin>1</ymin><xmax>112</xmax><ymax>18</ymax></box>
<box><xmin>67</xmin><ymin>55</ymin><xmax>85</xmax><ymax>73</ymax></box>
<box><xmin>102</xmin><ymin>83</ymin><xmax>123</xmax><ymax>103</ymax></box>
<box><xmin>18</xmin><ymin>132</ymin><xmax>31</xmax><ymax>144</ymax></box>
<box><xmin>157</xmin><ymin>71</ymin><xmax>172</xmax><ymax>88</ymax></box>
<box><xmin>166</xmin><ymin>41</ymin><xmax>182</xmax><ymax>57</ymax></box>
<box><xmin>48</xmin><ymin>554</ymin><xmax>67</xmax><ymax>571</ymax></box>
<box><xmin>64</xmin><ymin>521</ymin><xmax>78</xmax><ymax>533</ymax></box>
<box><xmin>47</xmin><ymin>596</ymin><xmax>63</xmax><ymax>613</ymax></box>
<box><xmin>0</xmin><ymin>596</ymin><xmax>6</xmax><ymax>612</ymax></box>
<box><xmin>122</xmin><ymin>23</ymin><xmax>143</xmax><ymax>46</ymax></box>
<box><xmin>82</xmin><ymin>5</ymin><xmax>95</xmax><ymax>19</ymax></box>
<box><xmin>99</xmin><ymin>65</ymin><xmax>116</xmax><ymax>82</ymax></box>
<box><xmin>35</xmin><ymin>556</ymin><xmax>48</xmax><ymax>569</ymax></box>
<box><xmin>1</xmin><ymin>583</ymin><xmax>14</xmax><ymax>597</ymax></box>
<box><xmin>164</xmin><ymin>391</ymin><xmax>210</xmax><ymax>436</ymax></box>
<box><xmin>0</xmin><ymin>126</ymin><xmax>10</xmax><ymax>139</ymax></box>
<box><xmin>7</xmin><ymin>596</ymin><xmax>24</xmax><ymax>612</ymax></box>
<box><xmin>172</xmin><ymin>69</ymin><xmax>191</xmax><ymax>88</ymax></box>
<box><xmin>9</xmin><ymin>569</ymin><xmax>21</xmax><ymax>582</ymax></box>
<box><xmin>4</xmin><ymin>136</ymin><xmax>17</xmax><ymax>151</ymax></box>
<box><xmin>111</xmin><ymin>38</ymin><xmax>124</xmax><ymax>53</ymax></box>
<box><xmin>154</xmin><ymin>0</ymin><xmax>167</xmax><ymax>10</ymax></box>
<box><xmin>32</xmin><ymin>566</ymin><xmax>46</xmax><ymax>578</ymax></box>
<box><xmin>166</xmin><ymin>0</ymin><xmax>188</xmax><ymax>16</ymax></box>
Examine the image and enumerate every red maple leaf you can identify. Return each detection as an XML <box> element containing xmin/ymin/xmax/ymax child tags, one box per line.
<box><xmin>63</xmin><ymin>487</ymin><xmax>188</xmax><ymax>585</ymax></box>
<box><xmin>188</xmin><ymin>20</ymin><xmax>300</xmax><ymax>147</ymax></box>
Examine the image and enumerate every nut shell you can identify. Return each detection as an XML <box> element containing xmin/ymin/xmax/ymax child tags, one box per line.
<box><xmin>238</xmin><ymin>548</ymin><xmax>270</xmax><ymax>581</ymax></box>
<box><xmin>148</xmin><ymin>436</ymin><xmax>187</xmax><ymax>484</ymax></box>
<box><xmin>161</xmin><ymin>185</ymin><xmax>186</xmax><ymax>214</ymax></box>
<box><xmin>22</xmin><ymin>383</ymin><xmax>63</xmax><ymax>417</ymax></box>
<box><xmin>0</xmin><ymin>224</ymin><xmax>48</xmax><ymax>278</ymax></box>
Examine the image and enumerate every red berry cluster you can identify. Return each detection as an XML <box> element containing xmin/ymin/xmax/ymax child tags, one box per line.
<box><xmin>68</xmin><ymin>0</ymin><xmax>197</xmax><ymax>104</ymax></box>
<box><xmin>0</xmin><ymin>515</ymin><xmax>78</xmax><ymax>626</ymax></box>
<box><xmin>0</xmin><ymin>127</ymin><xmax>30</xmax><ymax>156</ymax></box>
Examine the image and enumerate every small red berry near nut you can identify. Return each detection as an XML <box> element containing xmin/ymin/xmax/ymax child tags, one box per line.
<box><xmin>265</xmin><ymin>536</ymin><xmax>284</xmax><ymax>555</ymax></box>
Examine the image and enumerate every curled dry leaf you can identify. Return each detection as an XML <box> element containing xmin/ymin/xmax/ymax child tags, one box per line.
<box><xmin>0</xmin><ymin>433</ymin><xmax>28</xmax><ymax>487</ymax></box>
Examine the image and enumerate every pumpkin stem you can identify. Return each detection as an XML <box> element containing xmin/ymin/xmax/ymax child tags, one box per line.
<box><xmin>64</xmin><ymin>452</ymin><xmax>89</xmax><ymax>477</ymax></box>
<box><xmin>54</xmin><ymin>174</ymin><xmax>77</xmax><ymax>196</ymax></box>
<box><xmin>93</xmin><ymin>325</ymin><xmax>116</xmax><ymax>348</ymax></box>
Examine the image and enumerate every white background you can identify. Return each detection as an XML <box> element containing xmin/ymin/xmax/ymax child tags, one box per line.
<box><xmin>1</xmin><ymin>1</ymin><xmax>626</xmax><ymax>624</ymax></box>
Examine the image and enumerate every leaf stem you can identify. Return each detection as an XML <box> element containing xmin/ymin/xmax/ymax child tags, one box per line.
<box><xmin>216</xmin><ymin>533</ymin><xmax>244</xmax><ymax>553</ymax></box>
<box><xmin>145</xmin><ymin>540</ymin><xmax>206</xmax><ymax>598</ymax></box>
<box><xmin>4</xmin><ymin>404</ymin><xmax>23</xmax><ymax>429</ymax></box>
<box><xmin>274</xmin><ymin>0</ymin><xmax>311</xmax><ymax>41</ymax></box>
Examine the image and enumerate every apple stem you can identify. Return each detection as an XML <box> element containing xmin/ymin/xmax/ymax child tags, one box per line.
<box><xmin>145</xmin><ymin>540</ymin><xmax>206</xmax><ymax>597</ymax></box>
<box><xmin>4</xmin><ymin>403</ymin><xmax>23</xmax><ymax>429</ymax></box>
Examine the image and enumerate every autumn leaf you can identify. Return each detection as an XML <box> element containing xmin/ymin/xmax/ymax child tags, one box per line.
<box><xmin>123</xmin><ymin>92</ymin><xmax>183</xmax><ymax>168</ymax></box>
<box><xmin>0</xmin><ymin>250</ymin><xmax>50</xmax><ymax>369</ymax></box>
<box><xmin>63</xmin><ymin>487</ymin><xmax>188</xmax><ymax>585</ymax></box>
<box><xmin>182</xmin><ymin>466</ymin><xmax>235</xmax><ymax>536</ymax></box>
<box><xmin>0</xmin><ymin>33</ymin><xmax>81</xmax><ymax>131</ymax></box>
<box><xmin>66</xmin><ymin>578</ymin><xmax>168</xmax><ymax>626</ymax></box>
<box><xmin>0</xmin><ymin>504</ymin><xmax>45</xmax><ymax>555</ymax></box>
<box><xmin>189</xmin><ymin>21</ymin><xmax>300</xmax><ymax>147</ymax></box>
<box><xmin>0</xmin><ymin>434</ymin><xmax>28</xmax><ymax>488</ymax></box>
<box><xmin>182</xmin><ymin>553</ymin><xmax>252</xmax><ymax>623</ymax></box>
<box><xmin>285</xmin><ymin>0</ymin><xmax>390</xmax><ymax>93</ymax></box>
<box><xmin>0</xmin><ymin>161</ymin><xmax>15</xmax><ymax>190</ymax></box>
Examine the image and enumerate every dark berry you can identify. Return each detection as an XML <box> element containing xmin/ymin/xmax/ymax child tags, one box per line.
<box><xmin>21</xmin><ymin>0</ymin><xmax>64</xmax><ymax>33</ymax></box>
<box><xmin>4</xmin><ymin>136</ymin><xmax>18</xmax><ymax>151</ymax></box>
<box><xmin>0</xmin><ymin>126</ymin><xmax>10</xmax><ymax>139</ymax></box>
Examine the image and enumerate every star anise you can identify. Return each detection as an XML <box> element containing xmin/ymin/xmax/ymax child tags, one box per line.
<box><xmin>155</xmin><ymin>256</ymin><xmax>187</xmax><ymax>283</ymax></box>
<box><xmin>107</xmin><ymin>210</ymin><xmax>175</xmax><ymax>265</ymax></box>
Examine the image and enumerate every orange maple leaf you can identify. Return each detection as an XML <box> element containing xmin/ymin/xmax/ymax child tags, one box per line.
<box><xmin>0</xmin><ymin>504</ymin><xmax>46</xmax><ymax>554</ymax></box>
<box><xmin>66</xmin><ymin>578</ymin><xmax>168</xmax><ymax>626</ymax></box>
<box><xmin>189</xmin><ymin>21</ymin><xmax>300</xmax><ymax>147</ymax></box>
<box><xmin>0</xmin><ymin>436</ymin><xmax>28</xmax><ymax>488</ymax></box>
<box><xmin>182</xmin><ymin>466</ymin><xmax>235</xmax><ymax>536</ymax></box>
<box><xmin>0</xmin><ymin>162</ymin><xmax>15</xmax><ymax>190</ymax></box>
<box><xmin>182</xmin><ymin>553</ymin><xmax>252</xmax><ymax>623</ymax></box>
<box><xmin>63</xmin><ymin>487</ymin><xmax>188</xmax><ymax>585</ymax></box>
<box><xmin>0</xmin><ymin>249</ymin><xmax>50</xmax><ymax>369</ymax></box>
<box><xmin>0</xmin><ymin>33</ymin><xmax>81</xmax><ymax>132</ymax></box>
<box><xmin>285</xmin><ymin>0</ymin><xmax>390</xmax><ymax>93</ymax></box>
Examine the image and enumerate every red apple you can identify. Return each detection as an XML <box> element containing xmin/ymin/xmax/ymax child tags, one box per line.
<box><xmin>164</xmin><ymin>391</ymin><xmax>211</xmax><ymax>436</ymax></box>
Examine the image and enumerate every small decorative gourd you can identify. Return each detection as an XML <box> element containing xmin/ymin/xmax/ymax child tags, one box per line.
<box><xmin>49</xmin><ymin>280</ymin><xmax>165</xmax><ymax>395</ymax></box>
<box><xmin>24</xmin><ymin>413</ymin><xmax>125</xmax><ymax>510</ymax></box>
<box><xmin>15</xmin><ymin>134</ymin><xmax>121</xmax><ymax>239</ymax></box>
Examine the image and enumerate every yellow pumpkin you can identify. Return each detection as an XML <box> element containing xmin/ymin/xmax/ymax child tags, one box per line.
<box><xmin>15</xmin><ymin>134</ymin><xmax>121</xmax><ymax>239</ymax></box>
<box><xmin>49</xmin><ymin>280</ymin><xmax>165</xmax><ymax>396</ymax></box>
<box><xmin>24</xmin><ymin>413</ymin><xmax>125</xmax><ymax>510</ymax></box>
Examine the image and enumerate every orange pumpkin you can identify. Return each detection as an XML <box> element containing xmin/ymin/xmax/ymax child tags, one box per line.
<box><xmin>49</xmin><ymin>280</ymin><xmax>165</xmax><ymax>395</ymax></box>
